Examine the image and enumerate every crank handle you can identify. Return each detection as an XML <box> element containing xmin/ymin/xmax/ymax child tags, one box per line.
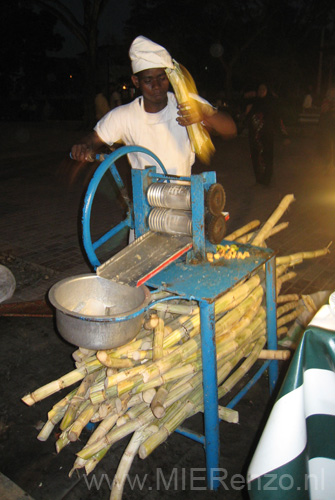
<box><xmin>69</xmin><ymin>152</ymin><xmax>106</xmax><ymax>162</ymax></box>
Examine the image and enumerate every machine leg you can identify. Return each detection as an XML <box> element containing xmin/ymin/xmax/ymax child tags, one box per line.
<box><xmin>265</xmin><ymin>256</ymin><xmax>278</xmax><ymax>393</ymax></box>
<box><xmin>199</xmin><ymin>299</ymin><xmax>220</xmax><ymax>490</ymax></box>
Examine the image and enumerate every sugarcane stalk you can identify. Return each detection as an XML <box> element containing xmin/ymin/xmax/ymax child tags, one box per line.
<box><xmin>142</xmin><ymin>388</ymin><xmax>156</xmax><ymax>404</ymax></box>
<box><xmin>86</xmin><ymin>410</ymin><xmax>123</xmax><ymax>447</ymax></box>
<box><xmin>77</xmin><ymin>406</ymin><xmax>156</xmax><ymax>460</ymax></box>
<box><xmin>139</xmin><ymin>386</ymin><xmax>203</xmax><ymax>459</ymax></box>
<box><xmin>110</xmin><ymin>425</ymin><xmax>158</xmax><ymax>500</ymax></box>
<box><xmin>143</xmin><ymin>314</ymin><xmax>159</xmax><ymax>330</ymax></box>
<box><xmin>47</xmin><ymin>388</ymin><xmax>77</xmax><ymax>423</ymax></box>
<box><xmin>89</xmin><ymin>386</ymin><xmax>109</xmax><ymax>405</ymax></box>
<box><xmin>153</xmin><ymin>311</ymin><xmax>165</xmax><ymax>361</ymax></box>
<box><xmin>100</xmin><ymin>336</ymin><xmax>153</xmax><ymax>360</ymax></box>
<box><xmin>215</xmin><ymin>284</ymin><xmax>263</xmax><ymax>337</ymax></box>
<box><xmin>128</xmin><ymin>392</ymin><xmax>148</xmax><ymax>408</ymax></box>
<box><xmin>141</xmin><ymin>336</ymin><xmax>201</xmax><ymax>384</ymax></box>
<box><xmin>258</xmin><ymin>349</ymin><xmax>291</xmax><ymax>360</ymax></box>
<box><xmin>277</xmin><ymin>306</ymin><xmax>304</xmax><ymax>328</ymax></box>
<box><xmin>166</xmin><ymin>60</ymin><xmax>215</xmax><ymax>164</ymax></box>
<box><xmin>96</xmin><ymin>351</ymin><xmax>134</xmax><ymax>368</ymax></box>
<box><xmin>22</xmin><ymin>358</ymin><xmax>102</xmax><ymax>406</ymax></box>
<box><xmin>163</xmin><ymin>315</ymin><xmax>200</xmax><ymax>349</ymax></box>
<box><xmin>218</xmin><ymin>337</ymin><xmax>266</xmax><ymax>400</ymax></box>
<box><xmin>116</xmin><ymin>374</ymin><xmax>144</xmax><ymax>396</ymax></box>
<box><xmin>251</xmin><ymin>194</ymin><xmax>295</xmax><ymax>246</ymax></box>
<box><xmin>69</xmin><ymin>402</ymin><xmax>98</xmax><ymax>442</ymax></box>
<box><xmin>235</xmin><ymin>232</ymin><xmax>254</xmax><ymax>244</ymax></box>
<box><xmin>98</xmin><ymin>397</ymin><xmax>119</xmax><ymax>419</ymax></box>
<box><xmin>132</xmin><ymin>357</ymin><xmax>201</xmax><ymax>396</ymax></box>
<box><xmin>150</xmin><ymin>301</ymin><xmax>199</xmax><ymax>316</ymax></box>
<box><xmin>219</xmin><ymin>296</ymin><xmax>263</xmax><ymax>340</ymax></box>
<box><xmin>75</xmin><ymin>354</ymin><xmax>99</xmax><ymax>369</ymax></box>
<box><xmin>37</xmin><ymin>389</ymin><xmax>78</xmax><ymax>441</ymax></box>
<box><xmin>277</xmin><ymin>301</ymin><xmax>299</xmax><ymax>318</ymax></box>
<box><xmin>85</xmin><ymin>445</ymin><xmax>112</xmax><ymax>475</ymax></box>
<box><xmin>276</xmin><ymin>271</ymin><xmax>297</xmax><ymax>294</ymax></box>
<box><xmin>237</xmin><ymin>222</ymin><xmax>289</xmax><ymax>246</ymax></box>
<box><xmin>217</xmin><ymin>406</ymin><xmax>239</xmax><ymax>423</ymax></box>
<box><xmin>277</xmin><ymin>294</ymin><xmax>300</xmax><ymax>303</ymax></box>
<box><xmin>122</xmin><ymin>402</ymin><xmax>149</xmax><ymax>422</ymax></box>
<box><xmin>132</xmin><ymin>349</ymin><xmax>152</xmax><ymax>361</ymax></box>
<box><xmin>225</xmin><ymin>220</ymin><xmax>261</xmax><ymax>241</ymax></box>
<box><xmin>276</xmin><ymin>245</ymin><xmax>331</xmax><ymax>266</ymax></box>
<box><xmin>72</xmin><ymin>348</ymin><xmax>95</xmax><ymax>363</ymax></box>
<box><xmin>150</xmin><ymin>385</ymin><xmax>169</xmax><ymax>418</ymax></box>
<box><xmin>60</xmin><ymin>371</ymin><xmax>101</xmax><ymax>431</ymax></box>
<box><xmin>56</xmin><ymin>428</ymin><xmax>72</xmax><ymax>453</ymax></box>
<box><xmin>37</xmin><ymin>420</ymin><xmax>56</xmax><ymax>442</ymax></box>
<box><xmin>267</xmin><ymin>221</ymin><xmax>289</xmax><ymax>239</ymax></box>
<box><xmin>105</xmin><ymin>364</ymin><xmax>147</xmax><ymax>390</ymax></box>
<box><xmin>277</xmin><ymin>326</ymin><xmax>288</xmax><ymax>337</ymax></box>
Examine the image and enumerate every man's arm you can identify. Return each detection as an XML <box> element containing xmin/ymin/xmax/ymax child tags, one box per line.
<box><xmin>201</xmin><ymin>108</ymin><xmax>237</xmax><ymax>138</ymax></box>
<box><xmin>71</xmin><ymin>131</ymin><xmax>107</xmax><ymax>162</ymax></box>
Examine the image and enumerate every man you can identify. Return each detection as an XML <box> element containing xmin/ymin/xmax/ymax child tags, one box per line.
<box><xmin>71</xmin><ymin>36</ymin><xmax>237</xmax><ymax>176</ymax></box>
<box><xmin>246</xmin><ymin>83</ymin><xmax>289</xmax><ymax>186</ymax></box>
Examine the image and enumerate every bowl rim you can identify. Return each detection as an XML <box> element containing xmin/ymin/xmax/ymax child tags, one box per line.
<box><xmin>48</xmin><ymin>274</ymin><xmax>151</xmax><ymax>322</ymax></box>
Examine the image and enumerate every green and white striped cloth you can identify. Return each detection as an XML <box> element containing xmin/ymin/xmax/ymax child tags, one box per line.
<box><xmin>248</xmin><ymin>304</ymin><xmax>335</xmax><ymax>499</ymax></box>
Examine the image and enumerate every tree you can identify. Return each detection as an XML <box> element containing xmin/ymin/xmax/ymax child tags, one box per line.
<box><xmin>0</xmin><ymin>2</ymin><xmax>63</xmax><ymax>118</ymax></box>
<box><xmin>30</xmin><ymin>0</ymin><xmax>111</xmax><ymax>125</ymax></box>
<box><xmin>125</xmin><ymin>0</ymin><xmax>335</xmax><ymax>101</ymax></box>
<box><xmin>124</xmin><ymin>0</ymin><xmax>273</xmax><ymax>99</ymax></box>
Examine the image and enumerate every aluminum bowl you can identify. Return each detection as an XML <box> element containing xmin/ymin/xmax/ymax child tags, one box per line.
<box><xmin>48</xmin><ymin>274</ymin><xmax>151</xmax><ymax>350</ymax></box>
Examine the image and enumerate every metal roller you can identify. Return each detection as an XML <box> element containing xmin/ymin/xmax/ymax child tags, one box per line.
<box><xmin>148</xmin><ymin>207</ymin><xmax>226</xmax><ymax>244</ymax></box>
<box><xmin>147</xmin><ymin>183</ymin><xmax>191</xmax><ymax>210</ymax></box>
<box><xmin>147</xmin><ymin>182</ymin><xmax>226</xmax><ymax>215</ymax></box>
<box><xmin>148</xmin><ymin>208</ymin><xmax>192</xmax><ymax>236</ymax></box>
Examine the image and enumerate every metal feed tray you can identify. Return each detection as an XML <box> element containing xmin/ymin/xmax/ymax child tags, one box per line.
<box><xmin>97</xmin><ymin>231</ymin><xmax>192</xmax><ymax>287</ymax></box>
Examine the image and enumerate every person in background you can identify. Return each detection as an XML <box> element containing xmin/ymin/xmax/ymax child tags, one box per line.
<box><xmin>246</xmin><ymin>83</ymin><xmax>289</xmax><ymax>186</ymax></box>
<box><xmin>94</xmin><ymin>86</ymin><xmax>110</xmax><ymax>121</ymax></box>
<box><xmin>318</xmin><ymin>86</ymin><xmax>335</xmax><ymax>173</ymax></box>
<box><xmin>109</xmin><ymin>82</ymin><xmax>122</xmax><ymax>109</ymax></box>
<box><xmin>302</xmin><ymin>85</ymin><xmax>314</xmax><ymax>112</ymax></box>
<box><xmin>71</xmin><ymin>36</ymin><xmax>237</xmax><ymax>177</ymax></box>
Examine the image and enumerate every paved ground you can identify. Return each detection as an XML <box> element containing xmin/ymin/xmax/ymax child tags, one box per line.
<box><xmin>0</xmin><ymin>120</ymin><xmax>334</xmax><ymax>500</ymax></box>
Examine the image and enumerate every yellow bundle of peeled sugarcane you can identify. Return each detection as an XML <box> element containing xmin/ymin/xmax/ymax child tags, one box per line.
<box><xmin>21</xmin><ymin>194</ymin><xmax>331</xmax><ymax>500</ymax></box>
<box><xmin>165</xmin><ymin>59</ymin><xmax>215</xmax><ymax>164</ymax></box>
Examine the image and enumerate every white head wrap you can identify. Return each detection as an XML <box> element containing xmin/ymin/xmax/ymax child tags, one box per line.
<box><xmin>129</xmin><ymin>36</ymin><xmax>174</xmax><ymax>74</ymax></box>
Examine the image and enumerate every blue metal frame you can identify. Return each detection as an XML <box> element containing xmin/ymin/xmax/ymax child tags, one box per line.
<box><xmin>81</xmin><ymin>151</ymin><xmax>278</xmax><ymax>492</ymax></box>
<box><xmin>82</xmin><ymin>146</ymin><xmax>168</xmax><ymax>268</ymax></box>
<box><xmin>131</xmin><ymin>167</ymin><xmax>217</xmax><ymax>261</ymax></box>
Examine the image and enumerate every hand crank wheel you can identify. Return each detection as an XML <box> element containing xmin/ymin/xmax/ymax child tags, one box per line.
<box><xmin>82</xmin><ymin>145</ymin><xmax>167</xmax><ymax>269</ymax></box>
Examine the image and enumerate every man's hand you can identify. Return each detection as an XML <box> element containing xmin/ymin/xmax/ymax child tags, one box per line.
<box><xmin>177</xmin><ymin>100</ymin><xmax>219</xmax><ymax>127</ymax></box>
<box><xmin>176</xmin><ymin>101</ymin><xmax>203</xmax><ymax>126</ymax></box>
<box><xmin>70</xmin><ymin>132</ymin><xmax>106</xmax><ymax>162</ymax></box>
<box><xmin>70</xmin><ymin>144</ymin><xmax>95</xmax><ymax>162</ymax></box>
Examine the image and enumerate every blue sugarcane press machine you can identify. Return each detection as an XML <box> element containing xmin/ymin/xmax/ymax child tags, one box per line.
<box><xmin>81</xmin><ymin>145</ymin><xmax>278</xmax><ymax>490</ymax></box>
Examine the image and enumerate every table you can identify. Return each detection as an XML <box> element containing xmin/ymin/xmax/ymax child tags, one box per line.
<box><xmin>247</xmin><ymin>301</ymin><xmax>335</xmax><ymax>500</ymax></box>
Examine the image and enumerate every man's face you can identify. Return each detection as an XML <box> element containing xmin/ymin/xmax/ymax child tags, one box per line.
<box><xmin>132</xmin><ymin>68</ymin><xmax>169</xmax><ymax>112</ymax></box>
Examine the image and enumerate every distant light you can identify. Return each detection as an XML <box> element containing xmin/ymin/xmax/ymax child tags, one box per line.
<box><xmin>205</xmin><ymin>66</ymin><xmax>208</xmax><ymax>70</ymax></box>
<box><xmin>122</xmin><ymin>85</ymin><xmax>127</xmax><ymax>90</ymax></box>
<box><xmin>69</xmin><ymin>75</ymin><xmax>73</xmax><ymax>79</ymax></box>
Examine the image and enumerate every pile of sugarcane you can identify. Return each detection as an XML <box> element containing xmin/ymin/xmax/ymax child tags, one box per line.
<box><xmin>22</xmin><ymin>194</ymin><xmax>331</xmax><ymax>500</ymax></box>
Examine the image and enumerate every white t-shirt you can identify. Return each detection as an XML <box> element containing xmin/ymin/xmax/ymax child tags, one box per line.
<box><xmin>94</xmin><ymin>92</ymin><xmax>195</xmax><ymax>176</ymax></box>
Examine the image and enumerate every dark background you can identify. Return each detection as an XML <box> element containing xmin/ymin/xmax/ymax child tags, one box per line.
<box><xmin>1</xmin><ymin>0</ymin><xmax>334</xmax><ymax>125</ymax></box>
